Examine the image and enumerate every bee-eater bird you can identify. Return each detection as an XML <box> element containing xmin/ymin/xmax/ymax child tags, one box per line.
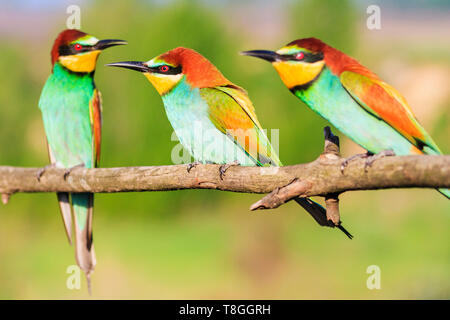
<box><xmin>242</xmin><ymin>38</ymin><xmax>449</xmax><ymax>199</ymax></box>
<box><xmin>38</xmin><ymin>29</ymin><xmax>126</xmax><ymax>288</ymax></box>
<box><xmin>107</xmin><ymin>47</ymin><xmax>352</xmax><ymax>238</ymax></box>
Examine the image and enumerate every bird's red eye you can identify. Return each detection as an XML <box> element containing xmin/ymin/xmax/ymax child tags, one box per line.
<box><xmin>74</xmin><ymin>44</ymin><xmax>82</xmax><ymax>51</ymax></box>
<box><xmin>295</xmin><ymin>52</ymin><xmax>305</xmax><ymax>60</ymax></box>
<box><xmin>159</xmin><ymin>65</ymin><xmax>169</xmax><ymax>73</ymax></box>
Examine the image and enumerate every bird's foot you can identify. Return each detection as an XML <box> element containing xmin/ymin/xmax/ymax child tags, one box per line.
<box><xmin>36</xmin><ymin>164</ymin><xmax>56</xmax><ymax>182</ymax></box>
<box><xmin>219</xmin><ymin>161</ymin><xmax>240</xmax><ymax>180</ymax></box>
<box><xmin>340</xmin><ymin>152</ymin><xmax>371</xmax><ymax>173</ymax></box>
<box><xmin>364</xmin><ymin>149</ymin><xmax>395</xmax><ymax>170</ymax></box>
<box><xmin>63</xmin><ymin>163</ymin><xmax>85</xmax><ymax>181</ymax></box>
<box><xmin>186</xmin><ymin>161</ymin><xmax>201</xmax><ymax>173</ymax></box>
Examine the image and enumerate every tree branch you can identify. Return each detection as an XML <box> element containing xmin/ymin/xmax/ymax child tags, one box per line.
<box><xmin>1</xmin><ymin>155</ymin><xmax>449</xmax><ymax>200</ymax></box>
<box><xmin>249</xmin><ymin>126</ymin><xmax>345</xmax><ymax>218</ymax></box>
<box><xmin>1</xmin><ymin>127</ymin><xmax>449</xmax><ymax>206</ymax></box>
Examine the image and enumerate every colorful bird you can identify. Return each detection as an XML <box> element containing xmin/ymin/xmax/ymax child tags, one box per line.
<box><xmin>38</xmin><ymin>29</ymin><xmax>126</xmax><ymax>289</ymax></box>
<box><xmin>242</xmin><ymin>38</ymin><xmax>449</xmax><ymax>199</ymax></box>
<box><xmin>107</xmin><ymin>47</ymin><xmax>352</xmax><ymax>238</ymax></box>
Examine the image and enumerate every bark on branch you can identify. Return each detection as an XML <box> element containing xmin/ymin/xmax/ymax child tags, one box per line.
<box><xmin>1</xmin><ymin>153</ymin><xmax>449</xmax><ymax>203</ymax></box>
<box><xmin>1</xmin><ymin>127</ymin><xmax>449</xmax><ymax>207</ymax></box>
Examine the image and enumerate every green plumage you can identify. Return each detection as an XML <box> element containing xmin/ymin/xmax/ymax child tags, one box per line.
<box><xmin>38</xmin><ymin>61</ymin><xmax>96</xmax><ymax>275</ymax></box>
<box><xmin>39</xmin><ymin>62</ymin><xmax>95</xmax><ymax>169</ymax></box>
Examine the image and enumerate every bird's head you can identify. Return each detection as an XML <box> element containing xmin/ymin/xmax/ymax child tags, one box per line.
<box><xmin>51</xmin><ymin>29</ymin><xmax>127</xmax><ymax>73</ymax></box>
<box><xmin>107</xmin><ymin>47</ymin><xmax>230</xmax><ymax>95</ymax></box>
<box><xmin>241</xmin><ymin>38</ymin><xmax>326</xmax><ymax>90</ymax></box>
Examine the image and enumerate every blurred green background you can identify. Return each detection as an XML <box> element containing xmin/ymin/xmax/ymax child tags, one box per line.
<box><xmin>0</xmin><ymin>0</ymin><xmax>449</xmax><ymax>299</ymax></box>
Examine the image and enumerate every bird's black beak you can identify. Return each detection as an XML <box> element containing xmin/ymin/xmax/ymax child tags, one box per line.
<box><xmin>105</xmin><ymin>61</ymin><xmax>149</xmax><ymax>72</ymax></box>
<box><xmin>240</xmin><ymin>50</ymin><xmax>280</xmax><ymax>62</ymax></box>
<box><xmin>95</xmin><ymin>39</ymin><xmax>127</xmax><ymax>51</ymax></box>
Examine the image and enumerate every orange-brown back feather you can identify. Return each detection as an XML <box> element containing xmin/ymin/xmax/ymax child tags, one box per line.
<box><xmin>90</xmin><ymin>89</ymin><xmax>102</xmax><ymax>167</ymax></box>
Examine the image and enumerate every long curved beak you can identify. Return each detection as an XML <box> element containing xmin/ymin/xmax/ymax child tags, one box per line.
<box><xmin>240</xmin><ymin>50</ymin><xmax>280</xmax><ymax>62</ymax></box>
<box><xmin>105</xmin><ymin>61</ymin><xmax>149</xmax><ymax>72</ymax></box>
<box><xmin>95</xmin><ymin>39</ymin><xmax>127</xmax><ymax>50</ymax></box>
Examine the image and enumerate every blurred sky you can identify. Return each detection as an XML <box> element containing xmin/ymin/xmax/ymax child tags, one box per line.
<box><xmin>2</xmin><ymin>0</ymin><xmax>450</xmax><ymax>42</ymax></box>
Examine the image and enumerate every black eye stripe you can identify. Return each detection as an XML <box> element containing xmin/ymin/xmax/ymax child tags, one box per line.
<box><xmin>148</xmin><ymin>65</ymin><xmax>182</xmax><ymax>75</ymax></box>
<box><xmin>59</xmin><ymin>44</ymin><xmax>92</xmax><ymax>56</ymax></box>
<box><xmin>281</xmin><ymin>51</ymin><xmax>324</xmax><ymax>63</ymax></box>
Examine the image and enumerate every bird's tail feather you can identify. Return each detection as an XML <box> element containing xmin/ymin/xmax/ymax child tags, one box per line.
<box><xmin>57</xmin><ymin>192</ymin><xmax>72</xmax><ymax>245</ymax></box>
<box><xmin>71</xmin><ymin>192</ymin><xmax>96</xmax><ymax>293</ymax></box>
<box><xmin>437</xmin><ymin>188</ymin><xmax>450</xmax><ymax>200</ymax></box>
<box><xmin>420</xmin><ymin>148</ymin><xmax>448</xmax><ymax>200</ymax></box>
<box><xmin>294</xmin><ymin>197</ymin><xmax>353</xmax><ymax>239</ymax></box>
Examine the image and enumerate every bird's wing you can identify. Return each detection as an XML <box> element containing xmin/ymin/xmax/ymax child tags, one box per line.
<box><xmin>340</xmin><ymin>71</ymin><xmax>441</xmax><ymax>154</ymax></box>
<box><xmin>89</xmin><ymin>89</ymin><xmax>102</xmax><ymax>167</ymax></box>
<box><xmin>70</xmin><ymin>89</ymin><xmax>99</xmax><ymax>285</ymax></box>
<box><xmin>203</xmin><ymin>86</ymin><xmax>352</xmax><ymax>237</ymax></box>
<box><xmin>203</xmin><ymin>88</ymin><xmax>352</xmax><ymax>238</ymax></box>
<box><xmin>68</xmin><ymin>88</ymin><xmax>100</xmax><ymax>281</ymax></box>
<box><xmin>200</xmin><ymin>85</ymin><xmax>281</xmax><ymax>166</ymax></box>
